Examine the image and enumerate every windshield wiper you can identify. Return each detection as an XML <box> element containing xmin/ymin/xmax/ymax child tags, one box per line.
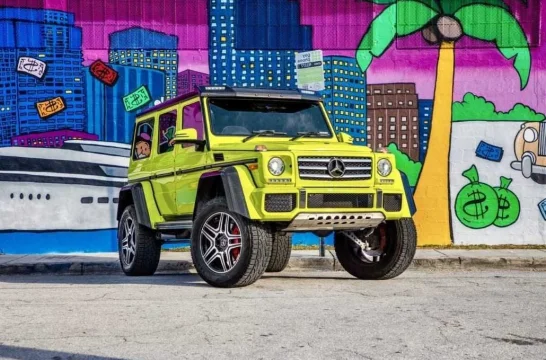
<box><xmin>290</xmin><ymin>131</ymin><xmax>331</xmax><ymax>141</ymax></box>
<box><xmin>242</xmin><ymin>130</ymin><xmax>288</xmax><ymax>143</ymax></box>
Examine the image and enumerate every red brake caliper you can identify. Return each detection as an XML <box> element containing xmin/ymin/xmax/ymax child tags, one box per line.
<box><xmin>231</xmin><ymin>226</ymin><xmax>241</xmax><ymax>261</ymax></box>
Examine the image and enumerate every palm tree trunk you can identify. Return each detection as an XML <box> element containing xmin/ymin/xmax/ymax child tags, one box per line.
<box><xmin>412</xmin><ymin>42</ymin><xmax>455</xmax><ymax>245</ymax></box>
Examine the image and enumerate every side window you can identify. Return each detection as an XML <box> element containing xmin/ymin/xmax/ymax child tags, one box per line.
<box><xmin>133</xmin><ymin>119</ymin><xmax>154</xmax><ymax>160</ymax></box>
<box><xmin>182</xmin><ymin>101</ymin><xmax>204</xmax><ymax>139</ymax></box>
<box><xmin>158</xmin><ymin>110</ymin><xmax>177</xmax><ymax>154</ymax></box>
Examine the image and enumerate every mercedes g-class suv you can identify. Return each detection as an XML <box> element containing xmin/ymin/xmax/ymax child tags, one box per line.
<box><xmin>116</xmin><ymin>86</ymin><xmax>417</xmax><ymax>288</ymax></box>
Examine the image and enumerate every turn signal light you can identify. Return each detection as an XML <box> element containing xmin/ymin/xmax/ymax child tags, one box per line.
<box><xmin>255</xmin><ymin>145</ymin><xmax>268</xmax><ymax>152</ymax></box>
<box><xmin>248</xmin><ymin>163</ymin><xmax>259</xmax><ymax>171</ymax></box>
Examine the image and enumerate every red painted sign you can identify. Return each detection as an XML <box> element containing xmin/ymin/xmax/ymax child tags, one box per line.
<box><xmin>89</xmin><ymin>60</ymin><xmax>119</xmax><ymax>86</ymax></box>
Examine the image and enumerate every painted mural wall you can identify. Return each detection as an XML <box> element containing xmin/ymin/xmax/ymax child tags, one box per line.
<box><xmin>0</xmin><ymin>0</ymin><xmax>544</xmax><ymax>253</ymax></box>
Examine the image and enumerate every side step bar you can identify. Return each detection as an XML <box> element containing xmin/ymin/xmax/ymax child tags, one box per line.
<box><xmin>156</xmin><ymin>220</ymin><xmax>193</xmax><ymax>231</ymax></box>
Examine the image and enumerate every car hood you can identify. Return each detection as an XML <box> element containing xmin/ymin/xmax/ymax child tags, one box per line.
<box><xmin>210</xmin><ymin>140</ymin><xmax>373</xmax><ymax>154</ymax></box>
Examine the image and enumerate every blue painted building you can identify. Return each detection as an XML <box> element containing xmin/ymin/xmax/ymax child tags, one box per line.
<box><xmin>418</xmin><ymin>99</ymin><xmax>433</xmax><ymax>163</ymax></box>
<box><xmin>109</xmin><ymin>27</ymin><xmax>178</xmax><ymax>99</ymax></box>
<box><xmin>320</xmin><ymin>56</ymin><xmax>367</xmax><ymax>145</ymax></box>
<box><xmin>85</xmin><ymin>64</ymin><xmax>166</xmax><ymax>143</ymax></box>
<box><xmin>0</xmin><ymin>49</ymin><xmax>18</xmax><ymax>146</ymax></box>
<box><xmin>0</xmin><ymin>7</ymin><xmax>86</xmax><ymax>146</ymax></box>
<box><xmin>209</xmin><ymin>0</ymin><xmax>312</xmax><ymax>89</ymax></box>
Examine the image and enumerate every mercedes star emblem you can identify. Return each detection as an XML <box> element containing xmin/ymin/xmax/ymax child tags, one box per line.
<box><xmin>327</xmin><ymin>158</ymin><xmax>346</xmax><ymax>178</ymax></box>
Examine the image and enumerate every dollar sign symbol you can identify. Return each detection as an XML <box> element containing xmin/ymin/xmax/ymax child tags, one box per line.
<box><xmin>95</xmin><ymin>68</ymin><xmax>108</xmax><ymax>80</ymax></box>
<box><xmin>462</xmin><ymin>189</ymin><xmax>488</xmax><ymax>219</ymax></box>
<box><xmin>23</xmin><ymin>59</ymin><xmax>38</xmax><ymax>73</ymax></box>
<box><xmin>131</xmin><ymin>93</ymin><xmax>142</xmax><ymax>106</ymax></box>
<box><xmin>45</xmin><ymin>100</ymin><xmax>59</xmax><ymax>113</ymax></box>
<box><xmin>497</xmin><ymin>195</ymin><xmax>509</xmax><ymax>221</ymax></box>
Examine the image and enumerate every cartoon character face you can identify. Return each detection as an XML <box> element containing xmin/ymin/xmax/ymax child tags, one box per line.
<box><xmin>134</xmin><ymin>132</ymin><xmax>152</xmax><ymax>159</ymax></box>
<box><xmin>135</xmin><ymin>140</ymin><xmax>151</xmax><ymax>159</ymax></box>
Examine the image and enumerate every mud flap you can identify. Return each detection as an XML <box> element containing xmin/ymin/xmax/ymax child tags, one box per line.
<box><xmin>400</xmin><ymin>172</ymin><xmax>417</xmax><ymax>216</ymax></box>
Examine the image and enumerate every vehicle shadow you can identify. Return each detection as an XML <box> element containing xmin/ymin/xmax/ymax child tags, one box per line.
<box><xmin>0</xmin><ymin>272</ymin><xmax>211</xmax><ymax>287</ymax></box>
<box><xmin>0</xmin><ymin>344</ymin><xmax>127</xmax><ymax>360</ymax></box>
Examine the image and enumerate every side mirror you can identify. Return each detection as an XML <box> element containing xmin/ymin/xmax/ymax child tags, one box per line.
<box><xmin>337</xmin><ymin>132</ymin><xmax>353</xmax><ymax>144</ymax></box>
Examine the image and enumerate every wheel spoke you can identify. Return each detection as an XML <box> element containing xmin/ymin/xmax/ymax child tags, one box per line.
<box><xmin>218</xmin><ymin>213</ymin><xmax>229</xmax><ymax>235</ymax></box>
<box><xmin>124</xmin><ymin>220</ymin><xmax>131</xmax><ymax>237</ymax></box>
<box><xmin>203</xmin><ymin>245</ymin><xmax>219</xmax><ymax>265</ymax></box>
<box><xmin>218</xmin><ymin>251</ymin><xmax>229</xmax><ymax>272</ymax></box>
<box><xmin>202</xmin><ymin>223</ymin><xmax>217</xmax><ymax>243</ymax></box>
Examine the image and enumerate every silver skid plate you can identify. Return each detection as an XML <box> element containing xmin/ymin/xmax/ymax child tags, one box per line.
<box><xmin>282</xmin><ymin>212</ymin><xmax>385</xmax><ymax>232</ymax></box>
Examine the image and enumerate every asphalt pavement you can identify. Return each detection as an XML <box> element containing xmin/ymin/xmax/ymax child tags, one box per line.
<box><xmin>2</xmin><ymin>249</ymin><xmax>546</xmax><ymax>275</ymax></box>
<box><xmin>1</xmin><ymin>270</ymin><xmax>546</xmax><ymax>360</ymax></box>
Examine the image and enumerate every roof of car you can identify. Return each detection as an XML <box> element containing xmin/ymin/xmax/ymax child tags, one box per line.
<box><xmin>137</xmin><ymin>86</ymin><xmax>323</xmax><ymax>117</ymax></box>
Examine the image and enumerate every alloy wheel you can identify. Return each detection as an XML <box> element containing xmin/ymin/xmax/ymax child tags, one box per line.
<box><xmin>200</xmin><ymin>212</ymin><xmax>243</xmax><ymax>274</ymax></box>
<box><xmin>121</xmin><ymin>216</ymin><xmax>136</xmax><ymax>267</ymax></box>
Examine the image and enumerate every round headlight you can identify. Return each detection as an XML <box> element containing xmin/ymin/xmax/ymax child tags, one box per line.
<box><xmin>524</xmin><ymin>128</ymin><xmax>538</xmax><ymax>143</ymax></box>
<box><xmin>268</xmin><ymin>157</ymin><xmax>285</xmax><ymax>176</ymax></box>
<box><xmin>377</xmin><ymin>159</ymin><xmax>392</xmax><ymax>177</ymax></box>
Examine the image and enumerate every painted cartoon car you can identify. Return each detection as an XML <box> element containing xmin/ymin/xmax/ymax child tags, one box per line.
<box><xmin>510</xmin><ymin>121</ymin><xmax>546</xmax><ymax>184</ymax></box>
<box><xmin>116</xmin><ymin>86</ymin><xmax>417</xmax><ymax>288</ymax></box>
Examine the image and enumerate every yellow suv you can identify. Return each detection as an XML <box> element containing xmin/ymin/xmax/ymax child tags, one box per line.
<box><xmin>116</xmin><ymin>86</ymin><xmax>417</xmax><ymax>288</ymax></box>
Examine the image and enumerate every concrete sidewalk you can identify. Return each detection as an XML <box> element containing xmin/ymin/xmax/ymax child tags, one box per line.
<box><xmin>2</xmin><ymin>249</ymin><xmax>546</xmax><ymax>275</ymax></box>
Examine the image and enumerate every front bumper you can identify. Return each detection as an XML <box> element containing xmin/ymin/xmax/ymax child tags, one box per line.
<box><xmin>247</xmin><ymin>186</ymin><xmax>410</xmax><ymax>231</ymax></box>
<box><xmin>511</xmin><ymin>161</ymin><xmax>546</xmax><ymax>175</ymax></box>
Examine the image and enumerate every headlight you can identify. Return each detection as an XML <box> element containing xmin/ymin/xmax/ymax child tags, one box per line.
<box><xmin>524</xmin><ymin>128</ymin><xmax>538</xmax><ymax>142</ymax></box>
<box><xmin>377</xmin><ymin>159</ymin><xmax>392</xmax><ymax>177</ymax></box>
<box><xmin>268</xmin><ymin>157</ymin><xmax>285</xmax><ymax>176</ymax></box>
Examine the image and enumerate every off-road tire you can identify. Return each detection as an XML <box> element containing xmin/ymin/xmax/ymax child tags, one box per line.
<box><xmin>191</xmin><ymin>197</ymin><xmax>272</xmax><ymax>288</ymax></box>
<box><xmin>118</xmin><ymin>205</ymin><xmax>161</xmax><ymax>276</ymax></box>
<box><xmin>266</xmin><ymin>231</ymin><xmax>292</xmax><ymax>272</ymax></box>
<box><xmin>334</xmin><ymin>218</ymin><xmax>417</xmax><ymax>280</ymax></box>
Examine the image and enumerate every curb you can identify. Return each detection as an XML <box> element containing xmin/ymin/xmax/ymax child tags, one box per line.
<box><xmin>3</xmin><ymin>255</ymin><xmax>546</xmax><ymax>276</ymax></box>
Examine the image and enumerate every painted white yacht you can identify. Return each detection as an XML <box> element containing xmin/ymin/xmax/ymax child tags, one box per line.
<box><xmin>0</xmin><ymin>140</ymin><xmax>131</xmax><ymax>231</ymax></box>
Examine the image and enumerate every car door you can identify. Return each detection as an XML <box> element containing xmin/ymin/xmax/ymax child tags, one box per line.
<box><xmin>174</xmin><ymin>98</ymin><xmax>209</xmax><ymax>216</ymax></box>
<box><xmin>149</xmin><ymin>107</ymin><xmax>178</xmax><ymax>216</ymax></box>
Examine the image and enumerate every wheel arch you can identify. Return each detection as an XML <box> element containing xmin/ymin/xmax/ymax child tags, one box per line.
<box><xmin>116</xmin><ymin>183</ymin><xmax>153</xmax><ymax>229</ymax></box>
<box><xmin>194</xmin><ymin>166</ymin><xmax>251</xmax><ymax>220</ymax></box>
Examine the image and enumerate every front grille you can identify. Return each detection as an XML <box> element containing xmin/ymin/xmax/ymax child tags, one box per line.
<box><xmin>298</xmin><ymin>156</ymin><xmax>372</xmax><ymax>180</ymax></box>
<box><xmin>265</xmin><ymin>194</ymin><xmax>296</xmax><ymax>213</ymax></box>
<box><xmin>384</xmin><ymin>194</ymin><xmax>402</xmax><ymax>212</ymax></box>
<box><xmin>307</xmin><ymin>194</ymin><xmax>374</xmax><ymax>209</ymax></box>
<box><xmin>539</xmin><ymin>123</ymin><xmax>546</xmax><ymax>156</ymax></box>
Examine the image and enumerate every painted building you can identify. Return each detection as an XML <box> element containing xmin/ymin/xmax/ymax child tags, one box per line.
<box><xmin>320</xmin><ymin>56</ymin><xmax>367</xmax><ymax>145</ymax></box>
<box><xmin>85</xmin><ymin>64</ymin><xmax>166</xmax><ymax>144</ymax></box>
<box><xmin>0</xmin><ymin>49</ymin><xmax>17</xmax><ymax>146</ymax></box>
<box><xmin>0</xmin><ymin>7</ymin><xmax>86</xmax><ymax>146</ymax></box>
<box><xmin>177</xmin><ymin>70</ymin><xmax>209</xmax><ymax>96</ymax></box>
<box><xmin>366</xmin><ymin>83</ymin><xmax>420</xmax><ymax>160</ymax></box>
<box><xmin>209</xmin><ymin>0</ymin><xmax>312</xmax><ymax>89</ymax></box>
<box><xmin>109</xmin><ymin>27</ymin><xmax>178</xmax><ymax>99</ymax></box>
<box><xmin>418</xmin><ymin>100</ymin><xmax>433</xmax><ymax>163</ymax></box>
<box><xmin>0</xmin><ymin>0</ymin><xmax>544</xmax><ymax>253</ymax></box>
<box><xmin>11</xmin><ymin>129</ymin><xmax>98</xmax><ymax>148</ymax></box>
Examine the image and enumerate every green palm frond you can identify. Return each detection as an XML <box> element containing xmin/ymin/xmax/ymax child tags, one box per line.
<box><xmin>440</xmin><ymin>0</ymin><xmax>508</xmax><ymax>14</ymax></box>
<box><xmin>454</xmin><ymin>4</ymin><xmax>531</xmax><ymax>89</ymax></box>
<box><xmin>356</xmin><ymin>1</ymin><xmax>439</xmax><ymax>72</ymax></box>
<box><xmin>364</xmin><ymin>0</ymin><xmax>441</xmax><ymax>12</ymax></box>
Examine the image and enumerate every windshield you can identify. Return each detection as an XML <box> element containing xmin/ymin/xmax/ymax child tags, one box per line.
<box><xmin>207</xmin><ymin>98</ymin><xmax>333</xmax><ymax>138</ymax></box>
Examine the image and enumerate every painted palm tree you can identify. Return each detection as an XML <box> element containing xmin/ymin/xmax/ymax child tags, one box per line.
<box><xmin>356</xmin><ymin>0</ymin><xmax>531</xmax><ymax>245</ymax></box>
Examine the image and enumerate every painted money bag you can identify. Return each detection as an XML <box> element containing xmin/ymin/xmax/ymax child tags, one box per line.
<box><xmin>493</xmin><ymin>177</ymin><xmax>520</xmax><ymax>227</ymax></box>
<box><xmin>454</xmin><ymin>165</ymin><xmax>499</xmax><ymax>229</ymax></box>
